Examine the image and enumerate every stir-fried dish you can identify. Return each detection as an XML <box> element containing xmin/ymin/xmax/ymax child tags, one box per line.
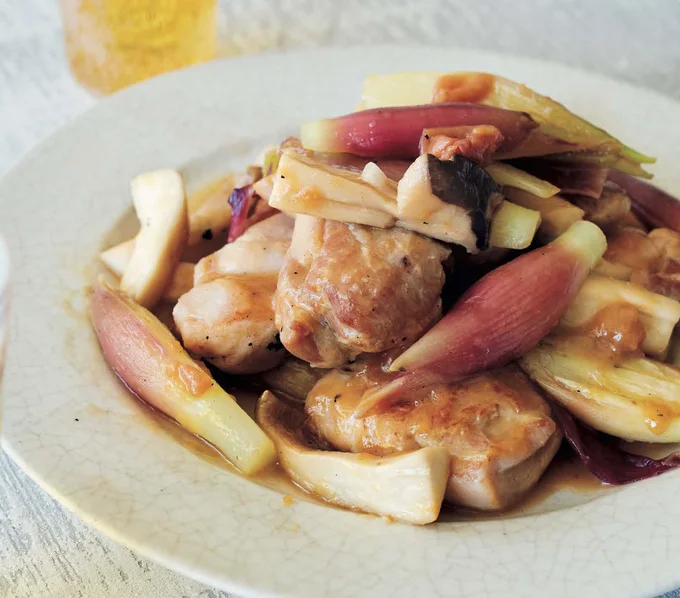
<box><xmin>91</xmin><ymin>71</ymin><xmax>680</xmax><ymax>525</ymax></box>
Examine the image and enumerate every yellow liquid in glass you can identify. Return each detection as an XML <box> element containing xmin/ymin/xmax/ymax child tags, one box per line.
<box><xmin>60</xmin><ymin>0</ymin><xmax>217</xmax><ymax>94</ymax></box>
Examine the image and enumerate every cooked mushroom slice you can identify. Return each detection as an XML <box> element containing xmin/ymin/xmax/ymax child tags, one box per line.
<box><xmin>269</xmin><ymin>150</ymin><xmax>509</xmax><ymax>253</ymax></box>
<box><xmin>100</xmin><ymin>239</ymin><xmax>194</xmax><ymax>302</ymax></box>
<box><xmin>121</xmin><ymin>169</ymin><xmax>189</xmax><ymax>308</ymax></box>
<box><xmin>100</xmin><ymin>238</ymin><xmax>135</xmax><ymax>276</ymax></box>
<box><xmin>305</xmin><ymin>361</ymin><xmax>561</xmax><ymax>511</ymax></box>
<box><xmin>396</xmin><ymin>154</ymin><xmax>503</xmax><ymax>252</ymax></box>
<box><xmin>521</xmin><ymin>335</ymin><xmax>680</xmax><ymax>443</ymax></box>
<box><xmin>256</xmin><ymin>391</ymin><xmax>449</xmax><ymax>525</ymax></box>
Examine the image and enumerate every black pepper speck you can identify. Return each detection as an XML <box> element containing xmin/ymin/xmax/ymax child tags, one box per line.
<box><xmin>266</xmin><ymin>333</ymin><xmax>284</xmax><ymax>352</ymax></box>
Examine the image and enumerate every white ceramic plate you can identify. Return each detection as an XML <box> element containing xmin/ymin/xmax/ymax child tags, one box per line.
<box><xmin>2</xmin><ymin>47</ymin><xmax>680</xmax><ymax>598</ymax></box>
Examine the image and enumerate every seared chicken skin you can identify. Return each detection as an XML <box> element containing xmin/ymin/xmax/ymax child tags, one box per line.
<box><xmin>306</xmin><ymin>357</ymin><xmax>561</xmax><ymax>511</ymax></box>
<box><xmin>275</xmin><ymin>216</ymin><xmax>451</xmax><ymax>368</ymax></box>
<box><xmin>174</xmin><ymin>214</ymin><xmax>294</xmax><ymax>374</ymax></box>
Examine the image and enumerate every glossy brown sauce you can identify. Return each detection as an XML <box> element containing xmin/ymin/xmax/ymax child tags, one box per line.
<box><xmin>129</xmin><ymin>382</ymin><xmax>608</xmax><ymax>521</ymax></box>
<box><xmin>567</xmin><ymin>303</ymin><xmax>679</xmax><ymax>436</ymax></box>
<box><xmin>99</xmin><ymin>372</ymin><xmax>320</xmax><ymax>506</ymax></box>
<box><xmin>579</xmin><ymin>302</ymin><xmax>646</xmax><ymax>355</ymax></box>
<box><xmin>86</xmin><ymin>178</ymin><xmax>629</xmax><ymax>524</ymax></box>
<box><xmin>92</xmin><ymin>339</ymin><xmax>603</xmax><ymax>522</ymax></box>
<box><xmin>433</xmin><ymin>73</ymin><xmax>495</xmax><ymax>104</ymax></box>
<box><xmin>641</xmin><ymin>402</ymin><xmax>675</xmax><ymax>437</ymax></box>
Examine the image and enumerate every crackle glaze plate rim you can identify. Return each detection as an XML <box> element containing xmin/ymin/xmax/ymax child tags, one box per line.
<box><xmin>2</xmin><ymin>47</ymin><xmax>680</xmax><ymax>598</ymax></box>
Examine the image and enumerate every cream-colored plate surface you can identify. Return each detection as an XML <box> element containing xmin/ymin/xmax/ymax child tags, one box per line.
<box><xmin>2</xmin><ymin>47</ymin><xmax>679</xmax><ymax>598</ymax></box>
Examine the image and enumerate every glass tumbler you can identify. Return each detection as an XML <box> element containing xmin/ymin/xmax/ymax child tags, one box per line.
<box><xmin>59</xmin><ymin>0</ymin><xmax>218</xmax><ymax>94</ymax></box>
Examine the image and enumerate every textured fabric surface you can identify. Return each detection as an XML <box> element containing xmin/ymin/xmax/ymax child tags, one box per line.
<box><xmin>1</xmin><ymin>0</ymin><xmax>679</xmax><ymax>596</ymax></box>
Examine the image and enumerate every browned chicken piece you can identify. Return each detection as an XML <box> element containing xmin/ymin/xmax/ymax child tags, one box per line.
<box><xmin>570</xmin><ymin>181</ymin><xmax>632</xmax><ymax>229</ymax></box>
<box><xmin>275</xmin><ymin>215</ymin><xmax>451</xmax><ymax>368</ymax></box>
<box><xmin>174</xmin><ymin>214</ymin><xmax>294</xmax><ymax>374</ymax></box>
<box><xmin>604</xmin><ymin>226</ymin><xmax>680</xmax><ymax>300</ymax></box>
<box><xmin>194</xmin><ymin>213</ymin><xmax>294</xmax><ymax>284</ymax></box>
<box><xmin>306</xmin><ymin>357</ymin><xmax>561</xmax><ymax>511</ymax></box>
<box><xmin>174</xmin><ymin>275</ymin><xmax>284</xmax><ymax>374</ymax></box>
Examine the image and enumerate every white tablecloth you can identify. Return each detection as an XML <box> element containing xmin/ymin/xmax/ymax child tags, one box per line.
<box><xmin>1</xmin><ymin>1</ymin><xmax>680</xmax><ymax>596</ymax></box>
